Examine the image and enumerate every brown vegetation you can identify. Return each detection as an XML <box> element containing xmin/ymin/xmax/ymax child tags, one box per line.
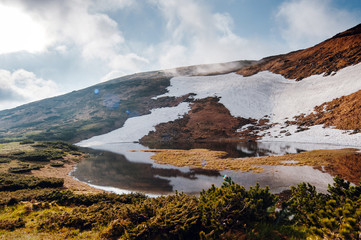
<box><xmin>293</xmin><ymin>89</ymin><xmax>361</xmax><ymax>130</ymax></box>
<box><xmin>238</xmin><ymin>24</ymin><xmax>361</xmax><ymax>80</ymax></box>
<box><xmin>145</xmin><ymin>148</ymin><xmax>361</xmax><ymax>183</ymax></box>
<box><xmin>140</xmin><ymin>97</ymin><xmax>252</xmax><ymax>143</ymax></box>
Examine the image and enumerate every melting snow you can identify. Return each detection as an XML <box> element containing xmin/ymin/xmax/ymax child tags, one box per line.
<box><xmin>262</xmin><ymin>125</ymin><xmax>361</xmax><ymax>147</ymax></box>
<box><xmin>156</xmin><ymin>63</ymin><xmax>361</xmax><ymax>123</ymax></box>
<box><xmin>78</xmin><ymin>63</ymin><xmax>361</xmax><ymax>147</ymax></box>
<box><xmin>78</xmin><ymin>102</ymin><xmax>190</xmax><ymax>146</ymax></box>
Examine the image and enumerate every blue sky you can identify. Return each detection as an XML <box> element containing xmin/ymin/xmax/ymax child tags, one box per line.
<box><xmin>0</xmin><ymin>0</ymin><xmax>360</xmax><ymax>110</ymax></box>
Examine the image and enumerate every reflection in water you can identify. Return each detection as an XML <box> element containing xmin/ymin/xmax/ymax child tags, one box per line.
<box><xmin>144</xmin><ymin>141</ymin><xmax>346</xmax><ymax>158</ymax></box>
<box><xmin>72</xmin><ymin>141</ymin><xmax>347</xmax><ymax>195</ymax></box>
<box><xmin>144</xmin><ymin>141</ymin><xmax>306</xmax><ymax>158</ymax></box>
<box><xmin>73</xmin><ymin>148</ymin><xmax>220</xmax><ymax>195</ymax></box>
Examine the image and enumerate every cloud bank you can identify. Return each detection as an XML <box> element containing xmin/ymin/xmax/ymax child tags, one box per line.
<box><xmin>276</xmin><ymin>0</ymin><xmax>359</xmax><ymax>49</ymax></box>
<box><xmin>0</xmin><ymin>0</ymin><xmax>360</xmax><ymax>110</ymax></box>
<box><xmin>148</xmin><ymin>0</ymin><xmax>267</xmax><ymax>69</ymax></box>
<box><xmin>0</xmin><ymin>69</ymin><xmax>59</xmax><ymax>110</ymax></box>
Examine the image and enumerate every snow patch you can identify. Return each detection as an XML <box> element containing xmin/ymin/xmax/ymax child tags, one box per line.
<box><xmin>262</xmin><ymin>125</ymin><xmax>361</xmax><ymax>147</ymax></box>
<box><xmin>156</xmin><ymin>63</ymin><xmax>361</xmax><ymax>123</ymax></box>
<box><xmin>78</xmin><ymin>102</ymin><xmax>190</xmax><ymax>146</ymax></box>
<box><xmin>79</xmin><ymin>63</ymin><xmax>361</xmax><ymax>147</ymax></box>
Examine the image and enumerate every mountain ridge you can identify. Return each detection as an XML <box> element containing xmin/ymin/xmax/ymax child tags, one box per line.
<box><xmin>0</xmin><ymin>61</ymin><xmax>253</xmax><ymax>142</ymax></box>
<box><xmin>1</xmin><ymin>24</ymin><xmax>361</xmax><ymax>144</ymax></box>
<box><xmin>237</xmin><ymin>23</ymin><xmax>361</xmax><ymax>80</ymax></box>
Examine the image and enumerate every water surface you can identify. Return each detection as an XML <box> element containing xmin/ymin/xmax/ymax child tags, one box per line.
<box><xmin>72</xmin><ymin>141</ymin><xmax>347</xmax><ymax>195</ymax></box>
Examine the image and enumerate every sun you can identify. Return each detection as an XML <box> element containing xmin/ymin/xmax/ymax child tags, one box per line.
<box><xmin>0</xmin><ymin>4</ymin><xmax>49</xmax><ymax>54</ymax></box>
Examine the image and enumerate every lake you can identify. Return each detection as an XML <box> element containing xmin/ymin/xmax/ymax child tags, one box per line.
<box><xmin>71</xmin><ymin>141</ymin><xmax>349</xmax><ymax>196</ymax></box>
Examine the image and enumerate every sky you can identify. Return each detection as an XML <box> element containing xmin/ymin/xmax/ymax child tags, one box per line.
<box><xmin>0</xmin><ymin>0</ymin><xmax>360</xmax><ymax>110</ymax></box>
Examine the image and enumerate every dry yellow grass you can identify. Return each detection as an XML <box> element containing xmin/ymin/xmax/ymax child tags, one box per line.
<box><xmin>0</xmin><ymin>142</ymin><xmax>33</xmax><ymax>153</ymax></box>
<box><xmin>143</xmin><ymin>148</ymin><xmax>361</xmax><ymax>180</ymax></box>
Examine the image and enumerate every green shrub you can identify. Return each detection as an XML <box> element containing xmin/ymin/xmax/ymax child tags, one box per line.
<box><xmin>12</xmin><ymin>151</ymin><xmax>25</xmax><ymax>156</ymax></box>
<box><xmin>39</xmin><ymin>141</ymin><xmax>79</xmax><ymax>152</ymax></box>
<box><xmin>8</xmin><ymin>164</ymin><xmax>43</xmax><ymax>173</ymax></box>
<box><xmin>199</xmin><ymin>177</ymin><xmax>278</xmax><ymax>237</ymax></box>
<box><xmin>0</xmin><ymin>173</ymin><xmax>64</xmax><ymax>191</ymax></box>
<box><xmin>50</xmin><ymin>162</ymin><xmax>64</xmax><ymax>167</ymax></box>
<box><xmin>101</xmin><ymin>219</ymin><xmax>132</xmax><ymax>239</ymax></box>
<box><xmin>17</xmin><ymin>151</ymin><xmax>51</xmax><ymax>162</ymax></box>
<box><xmin>35</xmin><ymin>190</ymin><xmax>147</xmax><ymax>207</ymax></box>
<box><xmin>69</xmin><ymin>151</ymin><xmax>82</xmax><ymax>156</ymax></box>
<box><xmin>0</xmin><ymin>218</ymin><xmax>25</xmax><ymax>231</ymax></box>
<box><xmin>286</xmin><ymin>176</ymin><xmax>361</xmax><ymax>239</ymax></box>
<box><xmin>128</xmin><ymin>193</ymin><xmax>201</xmax><ymax>239</ymax></box>
<box><xmin>0</xmin><ymin>158</ymin><xmax>10</xmax><ymax>163</ymax></box>
<box><xmin>19</xmin><ymin>139</ymin><xmax>35</xmax><ymax>145</ymax></box>
<box><xmin>0</xmin><ymin>189</ymin><xmax>55</xmax><ymax>206</ymax></box>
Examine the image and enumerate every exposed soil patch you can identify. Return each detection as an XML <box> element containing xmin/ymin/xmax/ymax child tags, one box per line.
<box><xmin>140</xmin><ymin>97</ymin><xmax>253</xmax><ymax>143</ymax></box>
<box><xmin>144</xmin><ymin>148</ymin><xmax>361</xmax><ymax>184</ymax></box>
<box><xmin>293</xmin><ymin>89</ymin><xmax>361</xmax><ymax>131</ymax></box>
<box><xmin>238</xmin><ymin>24</ymin><xmax>361</xmax><ymax>80</ymax></box>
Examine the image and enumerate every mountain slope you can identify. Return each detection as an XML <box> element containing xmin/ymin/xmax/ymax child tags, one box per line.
<box><xmin>1</xmin><ymin>25</ymin><xmax>361</xmax><ymax>145</ymax></box>
<box><xmin>79</xmin><ymin>24</ymin><xmax>361</xmax><ymax>147</ymax></box>
<box><xmin>238</xmin><ymin>23</ymin><xmax>361</xmax><ymax>80</ymax></box>
<box><xmin>0</xmin><ymin>61</ymin><xmax>252</xmax><ymax>143</ymax></box>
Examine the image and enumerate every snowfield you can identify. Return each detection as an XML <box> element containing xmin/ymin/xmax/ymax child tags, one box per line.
<box><xmin>78</xmin><ymin>102</ymin><xmax>190</xmax><ymax>147</ymax></box>
<box><xmin>78</xmin><ymin>62</ymin><xmax>361</xmax><ymax>147</ymax></box>
<box><xmin>156</xmin><ymin>62</ymin><xmax>361</xmax><ymax>123</ymax></box>
<box><xmin>261</xmin><ymin>124</ymin><xmax>361</xmax><ymax>147</ymax></box>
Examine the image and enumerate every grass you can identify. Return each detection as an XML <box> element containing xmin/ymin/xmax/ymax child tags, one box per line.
<box><xmin>0</xmin><ymin>140</ymin><xmax>360</xmax><ymax>239</ymax></box>
<box><xmin>0</xmin><ymin>141</ymin><xmax>96</xmax><ymax>194</ymax></box>
<box><xmin>0</xmin><ymin>141</ymin><xmax>83</xmax><ymax>174</ymax></box>
<box><xmin>145</xmin><ymin>148</ymin><xmax>361</xmax><ymax>182</ymax></box>
<box><xmin>0</xmin><ymin>203</ymin><xmax>100</xmax><ymax>239</ymax></box>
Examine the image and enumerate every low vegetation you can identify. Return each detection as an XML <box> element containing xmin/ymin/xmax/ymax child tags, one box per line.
<box><xmin>0</xmin><ymin>173</ymin><xmax>64</xmax><ymax>191</ymax></box>
<box><xmin>294</xmin><ymin>89</ymin><xmax>361</xmax><ymax>131</ymax></box>
<box><xmin>1</xmin><ymin>175</ymin><xmax>361</xmax><ymax>239</ymax></box>
<box><xmin>1</xmin><ymin>140</ymin><xmax>361</xmax><ymax>239</ymax></box>
<box><xmin>0</xmin><ymin>140</ymin><xmax>83</xmax><ymax>174</ymax></box>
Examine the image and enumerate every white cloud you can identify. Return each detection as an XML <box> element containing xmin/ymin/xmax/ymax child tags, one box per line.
<box><xmin>100</xmin><ymin>70</ymin><xmax>127</xmax><ymax>82</ymax></box>
<box><xmin>109</xmin><ymin>53</ymin><xmax>149</xmax><ymax>72</ymax></box>
<box><xmin>148</xmin><ymin>0</ymin><xmax>267</xmax><ymax>69</ymax></box>
<box><xmin>0</xmin><ymin>0</ymin><xmax>147</xmax><ymax>77</ymax></box>
<box><xmin>90</xmin><ymin>0</ymin><xmax>134</xmax><ymax>12</ymax></box>
<box><xmin>0</xmin><ymin>3</ymin><xmax>50</xmax><ymax>54</ymax></box>
<box><xmin>276</xmin><ymin>0</ymin><xmax>358</xmax><ymax>49</ymax></box>
<box><xmin>0</xmin><ymin>69</ymin><xmax>59</xmax><ymax>110</ymax></box>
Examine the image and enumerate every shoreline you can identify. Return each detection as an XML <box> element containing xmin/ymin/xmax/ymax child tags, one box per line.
<box><xmin>143</xmin><ymin>147</ymin><xmax>361</xmax><ymax>184</ymax></box>
<box><xmin>29</xmin><ymin>154</ymin><xmax>105</xmax><ymax>194</ymax></box>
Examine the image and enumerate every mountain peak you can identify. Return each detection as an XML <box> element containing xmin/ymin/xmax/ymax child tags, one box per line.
<box><xmin>332</xmin><ymin>23</ymin><xmax>361</xmax><ymax>39</ymax></box>
<box><xmin>238</xmin><ymin>23</ymin><xmax>361</xmax><ymax>80</ymax></box>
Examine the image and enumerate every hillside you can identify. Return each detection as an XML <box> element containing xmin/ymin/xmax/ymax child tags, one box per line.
<box><xmin>79</xmin><ymin>24</ymin><xmax>361</xmax><ymax>147</ymax></box>
<box><xmin>0</xmin><ymin>61</ymin><xmax>252</xmax><ymax>143</ymax></box>
<box><xmin>1</xmin><ymin>25</ymin><xmax>361</xmax><ymax>146</ymax></box>
<box><xmin>238</xmin><ymin>23</ymin><xmax>361</xmax><ymax>80</ymax></box>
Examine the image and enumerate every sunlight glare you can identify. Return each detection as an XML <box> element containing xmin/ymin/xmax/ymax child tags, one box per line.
<box><xmin>0</xmin><ymin>4</ymin><xmax>49</xmax><ymax>54</ymax></box>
